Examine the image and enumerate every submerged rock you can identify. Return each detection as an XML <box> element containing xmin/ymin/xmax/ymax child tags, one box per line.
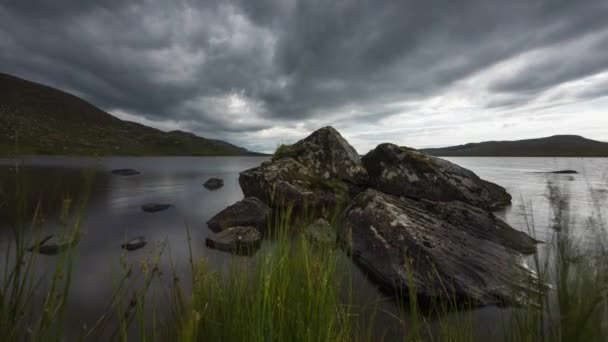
<box><xmin>205</xmin><ymin>226</ymin><xmax>262</xmax><ymax>255</ymax></box>
<box><xmin>111</xmin><ymin>169</ymin><xmax>140</xmax><ymax>176</ymax></box>
<box><xmin>204</xmin><ymin>177</ymin><xmax>224</xmax><ymax>190</ymax></box>
<box><xmin>207</xmin><ymin>197</ymin><xmax>269</xmax><ymax>233</ymax></box>
<box><xmin>543</xmin><ymin>170</ymin><xmax>578</xmax><ymax>174</ymax></box>
<box><xmin>28</xmin><ymin>235</ymin><xmax>77</xmax><ymax>256</ymax></box>
<box><xmin>362</xmin><ymin>143</ymin><xmax>512</xmax><ymax>210</ymax></box>
<box><xmin>339</xmin><ymin>189</ymin><xmax>537</xmax><ymax>306</ymax></box>
<box><xmin>141</xmin><ymin>203</ymin><xmax>172</xmax><ymax>213</ymax></box>
<box><xmin>304</xmin><ymin>218</ymin><xmax>337</xmax><ymax>246</ymax></box>
<box><xmin>121</xmin><ymin>236</ymin><xmax>147</xmax><ymax>251</ymax></box>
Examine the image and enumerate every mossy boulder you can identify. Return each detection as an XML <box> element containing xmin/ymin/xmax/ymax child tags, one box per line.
<box><xmin>241</xmin><ymin>126</ymin><xmax>367</xmax><ymax>209</ymax></box>
<box><xmin>270</xmin><ymin>126</ymin><xmax>368</xmax><ymax>186</ymax></box>
<box><xmin>362</xmin><ymin>143</ymin><xmax>512</xmax><ymax>210</ymax></box>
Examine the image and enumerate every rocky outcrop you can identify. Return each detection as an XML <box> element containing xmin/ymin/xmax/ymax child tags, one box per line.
<box><xmin>339</xmin><ymin>189</ymin><xmax>537</xmax><ymax>306</ymax></box>
<box><xmin>207</xmin><ymin>197</ymin><xmax>270</xmax><ymax>233</ymax></box>
<box><xmin>304</xmin><ymin>218</ymin><xmax>337</xmax><ymax>246</ymax></box>
<box><xmin>239</xmin><ymin>127</ymin><xmax>365</xmax><ymax>209</ymax></box>
<box><xmin>273</xmin><ymin>126</ymin><xmax>368</xmax><ymax>185</ymax></box>
<box><xmin>204</xmin><ymin>177</ymin><xmax>224</xmax><ymax>190</ymax></box>
<box><xmin>362</xmin><ymin>143</ymin><xmax>511</xmax><ymax>210</ymax></box>
<box><xmin>223</xmin><ymin>126</ymin><xmax>538</xmax><ymax>307</ymax></box>
<box><xmin>205</xmin><ymin>226</ymin><xmax>262</xmax><ymax>255</ymax></box>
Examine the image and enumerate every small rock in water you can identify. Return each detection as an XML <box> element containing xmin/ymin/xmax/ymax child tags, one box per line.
<box><xmin>304</xmin><ymin>218</ymin><xmax>337</xmax><ymax>246</ymax></box>
<box><xmin>547</xmin><ymin>170</ymin><xmax>578</xmax><ymax>174</ymax></box>
<box><xmin>203</xmin><ymin>177</ymin><xmax>224</xmax><ymax>190</ymax></box>
<box><xmin>111</xmin><ymin>169</ymin><xmax>140</xmax><ymax>176</ymax></box>
<box><xmin>28</xmin><ymin>235</ymin><xmax>76</xmax><ymax>256</ymax></box>
<box><xmin>205</xmin><ymin>226</ymin><xmax>261</xmax><ymax>255</ymax></box>
<box><xmin>141</xmin><ymin>203</ymin><xmax>172</xmax><ymax>213</ymax></box>
<box><xmin>121</xmin><ymin>236</ymin><xmax>147</xmax><ymax>251</ymax></box>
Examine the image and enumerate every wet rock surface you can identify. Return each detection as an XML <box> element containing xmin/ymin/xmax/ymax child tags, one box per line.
<box><xmin>205</xmin><ymin>226</ymin><xmax>262</xmax><ymax>255</ymax></box>
<box><xmin>339</xmin><ymin>189</ymin><xmax>537</xmax><ymax>306</ymax></box>
<box><xmin>203</xmin><ymin>177</ymin><xmax>224</xmax><ymax>190</ymax></box>
<box><xmin>362</xmin><ymin>143</ymin><xmax>512</xmax><ymax>210</ymax></box>
<box><xmin>207</xmin><ymin>197</ymin><xmax>269</xmax><ymax>233</ymax></box>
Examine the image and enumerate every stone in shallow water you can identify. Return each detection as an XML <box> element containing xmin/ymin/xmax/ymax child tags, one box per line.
<box><xmin>545</xmin><ymin>170</ymin><xmax>578</xmax><ymax>174</ymax></box>
<box><xmin>28</xmin><ymin>235</ymin><xmax>76</xmax><ymax>256</ymax></box>
<box><xmin>111</xmin><ymin>169</ymin><xmax>140</xmax><ymax>176</ymax></box>
<box><xmin>203</xmin><ymin>177</ymin><xmax>224</xmax><ymax>190</ymax></box>
<box><xmin>339</xmin><ymin>189</ymin><xmax>538</xmax><ymax>306</ymax></box>
<box><xmin>121</xmin><ymin>236</ymin><xmax>147</xmax><ymax>251</ymax></box>
<box><xmin>362</xmin><ymin>143</ymin><xmax>512</xmax><ymax>210</ymax></box>
<box><xmin>141</xmin><ymin>203</ymin><xmax>172</xmax><ymax>213</ymax></box>
<box><xmin>207</xmin><ymin>197</ymin><xmax>269</xmax><ymax>233</ymax></box>
<box><xmin>205</xmin><ymin>226</ymin><xmax>262</xmax><ymax>255</ymax></box>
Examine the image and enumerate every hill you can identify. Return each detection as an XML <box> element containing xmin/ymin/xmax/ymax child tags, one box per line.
<box><xmin>0</xmin><ymin>72</ymin><xmax>262</xmax><ymax>156</ymax></box>
<box><xmin>421</xmin><ymin>135</ymin><xmax>608</xmax><ymax>157</ymax></box>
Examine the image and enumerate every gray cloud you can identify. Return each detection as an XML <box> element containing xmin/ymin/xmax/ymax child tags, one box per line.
<box><xmin>1</xmin><ymin>0</ymin><xmax>607</xmax><ymax>151</ymax></box>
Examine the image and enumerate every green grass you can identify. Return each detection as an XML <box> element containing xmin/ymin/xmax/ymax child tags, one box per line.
<box><xmin>1</xmin><ymin>165</ymin><xmax>607</xmax><ymax>341</ymax></box>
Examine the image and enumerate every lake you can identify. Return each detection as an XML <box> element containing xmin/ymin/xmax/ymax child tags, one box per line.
<box><xmin>1</xmin><ymin>156</ymin><xmax>607</xmax><ymax>340</ymax></box>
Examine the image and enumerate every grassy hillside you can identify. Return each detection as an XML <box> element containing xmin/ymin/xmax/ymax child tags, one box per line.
<box><xmin>421</xmin><ymin>135</ymin><xmax>608</xmax><ymax>157</ymax></box>
<box><xmin>0</xmin><ymin>72</ymin><xmax>262</xmax><ymax>156</ymax></box>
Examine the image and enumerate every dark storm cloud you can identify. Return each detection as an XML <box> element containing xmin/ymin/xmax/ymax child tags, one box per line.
<box><xmin>1</xmin><ymin>0</ymin><xmax>607</xmax><ymax>145</ymax></box>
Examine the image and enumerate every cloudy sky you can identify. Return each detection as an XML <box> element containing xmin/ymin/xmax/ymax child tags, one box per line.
<box><xmin>1</xmin><ymin>0</ymin><xmax>607</xmax><ymax>153</ymax></box>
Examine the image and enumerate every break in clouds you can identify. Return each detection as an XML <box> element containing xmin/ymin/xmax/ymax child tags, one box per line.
<box><xmin>1</xmin><ymin>0</ymin><xmax>607</xmax><ymax>152</ymax></box>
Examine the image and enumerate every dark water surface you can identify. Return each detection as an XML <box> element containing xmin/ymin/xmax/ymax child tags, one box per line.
<box><xmin>1</xmin><ymin>156</ymin><xmax>607</xmax><ymax>340</ymax></box>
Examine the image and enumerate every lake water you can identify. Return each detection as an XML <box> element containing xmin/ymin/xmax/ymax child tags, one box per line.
<box><xmin>1</xmin><ymin>156</ymin><xmax>607</xmax><ymax>340</ymax></box>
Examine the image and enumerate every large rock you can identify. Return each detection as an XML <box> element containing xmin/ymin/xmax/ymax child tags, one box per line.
<box><xmin>205</xmin><ymin>226</ymin><xmax>262</xmax><ymax>255</ymax></box>
<box><xmin>239</xmin><ymin>157</ymin><xmax>350</xmax><ymax>209</ymax></box>
<box><xmin>273</xmin><ymin>126</ymin><xmax>368</xmax><ymax>185</ymax></box>
<box><xmin>339</xmin><ymin>189</ymin><xmax>537</xmax><ymax>306</ymax></box>
<box><xmin>207</xmin><ymin>197</ymin><xmax>270</xmax><ymax>233</ymax></box>
<box><xmin>362</xmin><ymin>143</ymin><xmax>511</xmax><ymax>210</ymax></box>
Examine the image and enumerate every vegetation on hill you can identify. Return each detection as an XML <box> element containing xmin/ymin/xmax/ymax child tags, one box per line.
<box><xmin>421</xmin><ymin>135</ymin><xmax>608</xmax><ymax>157</ymax></box>
<box><xmin>0</xmin><ymin>72</ymin><xmax>261</xmax><ymax>156</ymax></box>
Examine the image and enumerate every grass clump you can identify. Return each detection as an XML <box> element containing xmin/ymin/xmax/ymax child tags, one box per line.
<box><xmin>272</xmin><ymin>144</ymin><xmax>295</xmax><ymax>161</ymax></box>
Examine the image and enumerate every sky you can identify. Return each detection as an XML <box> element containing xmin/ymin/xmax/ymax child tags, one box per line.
<box><xmin>1</xmin><ymin>0</ymin><xmax>607</xmax><ymax>153</ymax></box>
